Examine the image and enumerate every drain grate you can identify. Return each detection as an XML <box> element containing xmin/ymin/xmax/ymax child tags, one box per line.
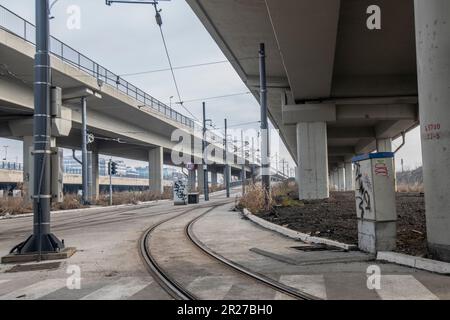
<box><xmin>6</xmin><ymin>262</ymin><xmax>62</xmax><ymax>273</ymax></box>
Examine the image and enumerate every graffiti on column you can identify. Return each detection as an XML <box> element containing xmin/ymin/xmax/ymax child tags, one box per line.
<box><xmin>355</xmin><ymin>162</ymin><xmax>371</xmax><ymax>219</ymax></box>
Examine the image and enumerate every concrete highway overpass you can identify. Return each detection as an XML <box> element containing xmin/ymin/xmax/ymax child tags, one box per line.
<box><xmin>187</xmin><ymin>0</ymin><xmax>450</xmax><ymax>261</ymax></box>
<box><xmin>0</xmin><ymin>4</ymin><xmax>252</xmax><ymax>201</ymax></box>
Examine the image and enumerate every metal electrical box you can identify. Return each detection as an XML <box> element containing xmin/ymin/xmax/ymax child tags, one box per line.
<box><xmin>352</xmin><ymin>152</ymin><xmax>397</xmax><ymax>253</ymax></box>
<box><xmin>51</xmin><ymin>147</ymin><xmax>64</xmax><ymax>203</ymax></box>
<box><xmin>173</xmin><ymin>179</ymin><xmax>187</xmax><ymax>205</ymax></box>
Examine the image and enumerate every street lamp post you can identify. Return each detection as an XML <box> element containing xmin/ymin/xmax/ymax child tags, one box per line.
<box><xmin>9</xmin><ymin>0</ymin><xmax>64</xmax><ymax>256</ymax></box>
<box><xmin>259</xmin><ymin>43</ymin><xmax>270</xmax><ymax>207</ymax></box>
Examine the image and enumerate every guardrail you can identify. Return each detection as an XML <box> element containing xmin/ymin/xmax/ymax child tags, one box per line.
<box><xmin>0</xmin><ymin>161</ymin><xmax>23</xmax><ymax>171</ymax></box>
<box><xmin>0</xmin><ymin>4</ymin><xmax>194</xmax><ymax>129</ymax></box>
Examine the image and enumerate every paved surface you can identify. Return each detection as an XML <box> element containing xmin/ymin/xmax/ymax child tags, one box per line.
<box><xmin>148</xmin><ymin>207</ymin><xmax>293</xmax><ymax>300</ymax></box>
<box><xmin>0</xmin><ymin>191</ymin><xmax>233</xmax><ymax>300</ymax></box>
<box><xmin>192</xmin><ymin>205</ymin><xmax>450</xmax><ymax>300</ymax></box>
<box><xmin>1</xmin><ymin>191</ymin><xmax>449</xmax><ymax>300</ymax></box>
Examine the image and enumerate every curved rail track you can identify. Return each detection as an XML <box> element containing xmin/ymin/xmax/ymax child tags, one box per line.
<box><xmin>140</xmin><ymin>202</ymin><xmax>320</xmax><ymax>300</ymax></box>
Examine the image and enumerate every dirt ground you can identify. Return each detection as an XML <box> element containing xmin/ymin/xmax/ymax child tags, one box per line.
<box><xmin>258</xmin><ymin>192</ymin><xmax>427</xmax><ymax>257</ymax></box>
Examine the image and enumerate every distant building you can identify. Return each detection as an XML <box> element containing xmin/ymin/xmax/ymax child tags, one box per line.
<box><xmin>64</xmin><ymin>156</ymin><xmax>150</xmax><ymax>179</ymax></box>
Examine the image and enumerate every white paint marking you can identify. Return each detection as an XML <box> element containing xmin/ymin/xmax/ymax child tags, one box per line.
<box><xmin>187</xmin><ymin>276</ymin><xmax>234</xmax><ymax>300</ymax></box>
<box><xmin>276</xmin><ymin>275</ymin><xmax>327</xmax><ymax>300</ymax></box>
<box><xmin>376</xmin><ymin>275</ymin><xmax>439</xmax><ymax>300</ymax></box>
<box><xmin>0</xmin><ymin>279</ymin><xmax>66</xmax><ymax>300</ymax></box>
<box><xmin>0</xmin><ymin>280</ymin><xmax>11</xmax><ymax>285</ymax></box>
<box><xmin>80</xmin><ymin>277</ymin><xmax>150</xmax><ymax>300</ymax></box>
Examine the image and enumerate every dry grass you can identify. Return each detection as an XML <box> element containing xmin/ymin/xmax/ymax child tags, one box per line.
<box><xmin>94</xmin><ymin>187</ymin><xmax>172</xmax><ymax>206</ymax></box>
<box><xmin>0</xmin><ymin>197</ymin><xmax>32</xmax><ymax>216</ymax></box>
<box><xmin>52</xmin><ymin>194</ymin><xmax>87</xmax><ymax>211</ymax></box>
<box><xmin>238</xmin><ymin>180</ymin><xmax>301</xmax><ymax>214</ymax></box>
<box><xmin>397</xmin><ymin>182</ymin><xmax>424</xmax><ymax>193</ymax></box>
<box><xmin>0</xmin><ymin>187</ymin><xmax>173</xmax><ymax>217</ymax></box>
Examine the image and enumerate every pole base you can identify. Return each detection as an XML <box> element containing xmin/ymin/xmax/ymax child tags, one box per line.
<box><xmin>1</xmin><ymin>247</ymin><xmax>76</xmax><ymax>264</ymax></box>
<box><xmin>10</xmin><ymin>233</ymin><xmax>65</xmax><ymax>255</ymax></box>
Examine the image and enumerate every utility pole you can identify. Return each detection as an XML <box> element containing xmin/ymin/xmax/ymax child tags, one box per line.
<box><xmin>202</xmin><ymin>102</ymin><xmax>209</xmax><ymax>201</ymax></box>
<box><xmin>275</xmin><ymin>153</ymin><xmax>278</xmax><ymax>174</ymax></box>
<box><xmin>81</xmin><ymin>96</ymin><xmax>89</xmax><ymax>205</ymax></box>
<box><xmin>2</xmin><ymin>146</ymin><xmax>8</xmax><ymax>161</ymax></box>
<box><xmin>259</xmin><ymin>43</ymin><xmax>270</xmax><ymax>206</ymax></box>
<box><xmin>108</xmin><ymin>159</ymin><xmax>113</xmax><ymax>206</ymax></box>
<box><xmin>251</xmin><ymin>137</ymin><xmax>256</xmax><ymax>184</ymax></box>
<box><xmin>224</xmin><ymin>118</ymin><xmax>230</xmax><ymax>198</ymax></box>
<box><xmin>241</xmin><ymin>130</ymin><xmax>246</xmax><ymax>195</ymax></box>
<box><xmin>10</xmin><ymin>0</ymin><xmax>64</xmax><ymax>255</ymax></box>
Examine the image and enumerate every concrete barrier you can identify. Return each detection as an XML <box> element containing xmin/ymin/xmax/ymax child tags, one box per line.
<box><xmin>377</xmin><ymin>251</ymin><xmax>450</xmax><ymax>275</ymax></box>
<box><xmin>242</xmin><ymin>208</ymin><xmax>357</xmax><ymax>251</ymax></box>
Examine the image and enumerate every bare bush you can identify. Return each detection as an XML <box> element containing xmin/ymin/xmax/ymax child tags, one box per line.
<box><xmin>0</xmin><ymin>197</ymin><xmax>32</xmax><ymax>216</ymax></box>
<box><xmin>397</xmin><ymin>182</ymin><xmax>424</xmax><ymax>193</ymax></box>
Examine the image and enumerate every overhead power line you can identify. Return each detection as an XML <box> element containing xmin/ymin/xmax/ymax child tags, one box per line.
<box><xmin>152</xmin><ymin>3</ymin><xmax>201</xmax><ymax>122</ymax></box>
<box><xmin>174</xmin><ymin>92</ymin><xmax>252</xmax><ymax>105</ymax></box>
<box><xmin>118</xmin><ymin>56</ymin><xmax>259</xmax><ymax>77</ymax></box>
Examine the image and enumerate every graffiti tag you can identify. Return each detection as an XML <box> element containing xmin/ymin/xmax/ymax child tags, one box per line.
<box><xmin>355</xmin><ymin>162</ymin><xmax>372</xmax><ymax>219</ymax></box>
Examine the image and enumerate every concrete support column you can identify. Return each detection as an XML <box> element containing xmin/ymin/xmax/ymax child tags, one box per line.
<box><xmin>415</xmin><ymin>0</ymin><xmax>450</xmax><ymax>261</ymax></box>
<box><xmin>337</xmin><ymin>163</ymin><xmax>345</xmax><ymax>191</ymax></box>
<box><xmin>188</xmin><ymin>169</ymin><xmax>196</xmax><ymax>192</ymax></box>
<box><xmin>148</xmin><ymin>146</ymin><xmax>163</xmax><ymax>195</ymax></box>
<box><xmin>296</xmin><ymin>122</ymin><xmax>329</xmax><ymax>200</ymax></box>
<box><xmin>22</xmin><ymin>136</ymin><xmax>33</xmax><ymax>202</ymax></box>
<box><xmin>197</xmin><ymin>167</ymin><xmax>204</xmax><ymax>193</ymax></box>
<box><xmin>376</xmin><ymin>138</ymin><xmax>392</xmax><ymax>152</ymax></box>
<box><xmin>211</xmin><ymin>169</ymin><xmax>218</xmax><ymax>187</ymax></box>
<box><xmin>345</xmin><ymin>161</ymin><xmax>354</xmax><ymax>191</ymax></box>
<box><xmin>333</xmin><ymin>169</ymin><xmax>339</xmax><ymax>191</ymax></box>
<box><xmin>90</xmin><ymin>149</ymin><xmax>99</xmax><ymax>201</ymax></box>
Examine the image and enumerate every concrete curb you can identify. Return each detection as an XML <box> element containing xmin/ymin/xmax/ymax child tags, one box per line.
<box><xmin>242</xmin><ymin>208</ymin><xmax>357</xmax><ymax>251</ymax></box>
<box><xmin>0</xmin><ymin>199</ymin><xmax>171</xmax><ymax>221</ymax></box>
<box><xmin>377</xmin><ymin>251</ymin><xmax>450</xmax><ymax>275</ymax></box>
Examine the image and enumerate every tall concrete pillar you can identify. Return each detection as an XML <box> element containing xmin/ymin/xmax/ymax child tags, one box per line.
<box><xmin>22</xmin><ymin>136</ymin><xmax>33</xmax><ymax>202</ymax></box>
<box><xmin>296</xmin><ymin>122</ymin><xmax>329</xmax><ymax>200</ymax></box>
<box><xmin>211</xmin><ymin>170</ymin><xmax>218</xmax><ymax>187</ymax></box>
<box><xmin>376</xmin><ymin>138</ymin><xmax>392</xmax><ymax>152</ymax></box>
<box><xmin>337</xmin><ymin>163</ymin><xmax>345</xmax><ymax>191</ymax></box>
<box><xmin>224</xmin><ymin>165</ymin><xmax>231</xmax><ymax>185</ymax></box>
<box><xmin>90</xmin><ymin>149</ymin><xmax>99</xmax><ymax>200</ymax></box>
<box><xmin>148</xmin><ymin>146</ymin><xmax>163</xmax><ymax>195</ymax></box>
<box><xmin>188</xmin><ymin>169</ymin><xmax>196</xmax><ymax>192</ymax></box>
<box><xmin>415</xmin><ymin>0</ymin><xmax>450</xmax><ymax>261</ymax></box>
<box><xmin>345</xmin><ymin>161</ymin><xmax>354</xmax><ymax>191</ymax></box>
<box><xmin>197</xmin><ymin>167</ymin><xmax>204</xmax><ymax>193</ymax></box>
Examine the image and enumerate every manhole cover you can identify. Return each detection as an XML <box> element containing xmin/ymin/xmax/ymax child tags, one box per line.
<box><xmin>6</xmin><ymin>262</ymin><xmax>62</xmax><ymax>273</ymax></box>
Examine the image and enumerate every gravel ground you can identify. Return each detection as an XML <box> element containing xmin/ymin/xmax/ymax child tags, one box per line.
<box><xmin>258</xmin><ymin>192</ymin><xmax>427</xmax><ymax>257</ymax></box>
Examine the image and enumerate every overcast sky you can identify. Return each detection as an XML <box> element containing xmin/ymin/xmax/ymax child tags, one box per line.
<box><xmin>0</xmin><ymin>0</ymin><xmax>423</xmax><ymax>171</ymax></box>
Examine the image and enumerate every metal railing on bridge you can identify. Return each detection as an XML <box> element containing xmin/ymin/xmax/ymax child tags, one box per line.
<box><xmin>0</xmin><ymin>5</ymin><xmax>248</xmax><ymax>160</ymax></box>
<box><xmin>0</xmin><ymin>5</ymin><xmax>195</xmax><ymax>129</ymax></box>
<box><xmin>0</xmin><ymin>161</ymin><xmax>23</xmax><ymax>171</ymax></box>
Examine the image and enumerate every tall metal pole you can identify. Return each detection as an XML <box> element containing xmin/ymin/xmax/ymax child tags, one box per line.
<box><xmin>224</xmin><ymin>118</ymin><xmax>230</xmax><ymax>198</ymax></box>
<box><xmin>109</xmin><ymin>159</ymin><xmax>113</xmax><ymax>206</ymax></box>
<box><xmin>202</xmin><ymin>102</ymin><xmax>209</xmax><ymax>201</ymax></box>
<box><xmin>241</xmin><ymin>130</ymin><xmax>246</xmax><ymax>195</ymax></box>
<box><xmin>12</xmin><ymin>0</ymin><xmax>64</xmax><ymax>255</ymax></box>
<box><xmin>81</xmin><ymin>96</ymin><xmax>89</xmax><ymax>205</ymax></box>
<box><xmin>251</xmin><ymin>137</ymin><xmax>256</xmax><ymax>184</ymax></box>
<box><xmin>259</xmin><ymin>43</ymin><xmax>270</xmax><ymax>205</ymax></box>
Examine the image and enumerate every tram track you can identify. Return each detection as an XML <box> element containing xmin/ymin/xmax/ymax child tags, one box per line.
<box><xmin>140</xmin><ymin>201</ymin><xmax>319</xmax><ymax>300</ymax></box>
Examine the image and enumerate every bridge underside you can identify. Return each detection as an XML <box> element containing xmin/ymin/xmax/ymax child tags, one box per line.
<box><xmin>187</xmin><ymin>0</ymin><xmax>450</xmax><ymax>261</ymax></box>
